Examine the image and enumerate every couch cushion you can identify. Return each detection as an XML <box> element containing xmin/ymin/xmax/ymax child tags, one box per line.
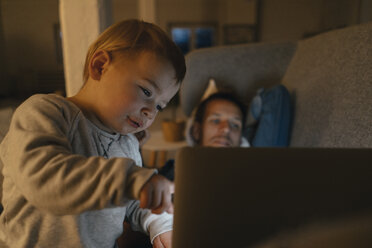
<box><xmin>282</xmin><ymin>22</ymin><xmax>372</xmax><ymax>147</ymax></box>
<box><xmin>181</xmin><ymin>42</ymin><xmax>297</xmax><ymax>116</ymax></box>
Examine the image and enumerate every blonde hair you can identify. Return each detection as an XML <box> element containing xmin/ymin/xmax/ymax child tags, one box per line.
<box><xmin>83</xmin><ymin>19</ymin><xmax>186</xmax><ymax>83</ymax></box>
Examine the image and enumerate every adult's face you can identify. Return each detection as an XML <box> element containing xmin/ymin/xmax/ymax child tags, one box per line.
<box><xmin>197</xmin><ymin>99</ymin><xmax>243</xmax><ymax>147</ymax></box>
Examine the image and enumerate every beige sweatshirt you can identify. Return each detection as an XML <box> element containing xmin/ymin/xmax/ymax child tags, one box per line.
<box><xmin>0</xmin><ymin>94</ymin><xmax>172</xmax><ymax>248</ymax></box>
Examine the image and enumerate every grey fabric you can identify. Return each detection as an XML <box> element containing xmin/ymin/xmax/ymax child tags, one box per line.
<box><xmin>282</xmin><ymin>22</ymin><xmax>372</xmax><ymax>147</ymax></box>
<box><xmin>180</xmin><ymin>42</ymin><xmax>297</xmax><ymax>116</ymax></box>
<box><xmin>181</xmin><ymin>21</ymin><xmax>372</xmax><ymax>148</ymax></box>
<box><xmin>0</xmin><ymin>94</ymin><xmax>172</xmax><ymax>247</ymax></box>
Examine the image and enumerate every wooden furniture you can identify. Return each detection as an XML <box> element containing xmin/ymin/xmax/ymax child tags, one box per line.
<box><xmin>141</xmin><ymin>130</ymin><xmax>187</xmax><ymax>167</ymax></box>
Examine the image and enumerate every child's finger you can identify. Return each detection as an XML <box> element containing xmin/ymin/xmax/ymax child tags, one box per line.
<box><xmin>169</xmin><ymin>182</ymin><xmax>175</xmax><ymax>194</ymax></box>
<box><xmin>139</xmin><ymin>185</ymin><xmax>152</xmax><ymax>209</ymax></box>
<box><xmin>149</xmin><ymin>186</ymin><xmax>162</xmax><ymax>209</ymax></box>
<box><xmin>163</xmin><ymin>189</ymin><xmax>174</xmax><ymax>214</ymax></box>
<box><xmin>166</xmin><ymin>204</ymin><xmax>174</xmax><ymax>214</ymax></box>
<box><xmin>151</xmin><ymin>190</ymin><xmax>173</xmax><ymax>214</ymax></box>
<box><xmin>151</xmin><ymin>191</ymin><xmax>166</xmax><ymax>214</ymax></box>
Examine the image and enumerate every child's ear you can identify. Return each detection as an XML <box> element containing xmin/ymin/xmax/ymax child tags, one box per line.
<box><xmin>89</xmin><ymin>50</ymin><xmax>111</xmax><ymax>81</ymax></box>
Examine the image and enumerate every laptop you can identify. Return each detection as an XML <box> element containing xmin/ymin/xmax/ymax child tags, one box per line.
<box><xmin>172</xmin><ymin>147</ymin><xmax>372</xmax><ymax>248</ymax></box>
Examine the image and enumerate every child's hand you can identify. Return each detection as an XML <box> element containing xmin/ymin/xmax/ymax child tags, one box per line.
<box><xmin>134</xmin><ymin>129</ymin><xmax>150</xmax><ymax>147</ymax></box>
<box><xmin>153</xmin><ymin>231</ymin><xmax>172</xmax><ymax>248</ymax></box>
<box><xmin>139</xmin><ymin>175</ymin><xmax>174</xmax><ymax>214</ymax></box>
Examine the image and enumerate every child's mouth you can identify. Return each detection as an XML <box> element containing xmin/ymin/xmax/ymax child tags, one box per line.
<box><xmin>128</xmin><ymin>117</ymin><xmax>142</xmax><ymax>128</ymax></box>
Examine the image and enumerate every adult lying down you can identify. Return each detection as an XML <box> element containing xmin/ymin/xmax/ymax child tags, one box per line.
<box><xmin>159</xmin><ymin>91</ymin><xmax>248</xmax><ymax>181</ymax></box>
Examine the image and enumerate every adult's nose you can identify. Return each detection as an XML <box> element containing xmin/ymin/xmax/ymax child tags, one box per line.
<box><xmin>219</xmin><ymin>120</ymin><xmax>231</xmax><ymax>134</ymax></box>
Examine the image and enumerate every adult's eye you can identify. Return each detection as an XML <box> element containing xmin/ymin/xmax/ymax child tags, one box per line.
<box><xmin>210</xmin><ymin>119</ymin><xmax>220</xmax><ymax>124</ymax></box>
<box><xmin>230</xmin><ymin>121</ymin><xmax>242</xmax><ymax>130</ymax></box>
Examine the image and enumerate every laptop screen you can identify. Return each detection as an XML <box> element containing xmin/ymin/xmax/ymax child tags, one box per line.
<box><xmin>172</xmin><ymin>147</ymin><xmax>372</xmax><ymax>248</ymax></box>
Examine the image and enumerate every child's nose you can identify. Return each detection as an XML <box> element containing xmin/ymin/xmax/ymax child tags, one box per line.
<box><xmin>141</xmin><ymin>107</ymin><xmax>155</xmax><ymax>120</ymax></box>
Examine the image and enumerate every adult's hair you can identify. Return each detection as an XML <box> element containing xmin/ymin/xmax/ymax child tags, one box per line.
<box><xmin>194</xmin><ymin>92</ymin><xmax>247</xmax><ymax>128</ymax></box>
<box><xmin>83</xmin><ymin>19</ymin><xmax>186</xmax><ymax>83</ymax></box>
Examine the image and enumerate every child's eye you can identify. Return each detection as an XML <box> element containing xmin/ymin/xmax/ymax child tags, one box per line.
<box><xmin>156</xmin><ymin>105</ymin><xmax>163</xmax><ymax>112</ymax></box>
<box><xmin>140</xmin><ymin>87</ymin><xmax>151</xmax><ymax>97</ymax></box>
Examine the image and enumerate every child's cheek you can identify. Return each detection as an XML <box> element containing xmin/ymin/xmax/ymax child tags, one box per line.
<box><xmin>144</xmin><ymin>119</ymin><xmax>155</xmax><ymax>130</ymax></box>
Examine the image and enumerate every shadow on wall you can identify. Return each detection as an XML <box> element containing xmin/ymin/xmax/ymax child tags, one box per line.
<box><xmin>2</xmin><ymin>31</ymin><xmax>65</xmax><ymax>99</ymax></box>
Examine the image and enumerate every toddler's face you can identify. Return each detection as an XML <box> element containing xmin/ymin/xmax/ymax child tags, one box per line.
<box><xmin>94</xmin><ymin>51</ymin><xmax>179</xmax><ymax>134</ymax></box>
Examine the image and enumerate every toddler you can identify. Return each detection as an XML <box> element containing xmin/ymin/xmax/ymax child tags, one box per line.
<box><xmin>0</xmin><ymin>19</ymin><xmax>185</xmax><ymax>248</ymax></box>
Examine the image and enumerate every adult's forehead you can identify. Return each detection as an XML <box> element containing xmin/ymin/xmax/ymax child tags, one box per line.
<box><xmin>206</xmin><ymin>99</ymin><xmax>242</xmax><ymax>115</ymax></box>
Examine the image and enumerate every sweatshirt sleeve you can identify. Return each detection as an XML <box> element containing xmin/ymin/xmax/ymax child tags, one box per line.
<box><xmin>0</xmin><ymin>95</ymin><xmax>156</xmax><ymax>215</ymax></box>
<box><xmin>125</xmin><ymin>200</ymin><xmax>173</xmax><ymax>244</ymax></box>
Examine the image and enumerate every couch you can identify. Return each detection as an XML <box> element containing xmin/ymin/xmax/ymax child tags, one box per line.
<box><xmin>180</xmin><ymin>21</ymin><xmax>372</xmax><ymax>148</ymax></box>
<box><xmin>173</xmin><ymin>21</ymin><xmax>372</xmax><ymax>247</ymax></box>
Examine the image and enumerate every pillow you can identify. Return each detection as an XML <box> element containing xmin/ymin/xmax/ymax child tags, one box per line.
<box><xmin>185</xmin><ymin>78</ymin><xmax>250</xmax><ymax>147</ymax></box>
<box><xmin>246</xmin><ymin>84</ymin><xmax>293</xmax><ymax>147</ymax></box>
<box><xmin>200</xmin><ymin>78</ymin><xmax>218</xmax><ymax>101</ymax></box>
